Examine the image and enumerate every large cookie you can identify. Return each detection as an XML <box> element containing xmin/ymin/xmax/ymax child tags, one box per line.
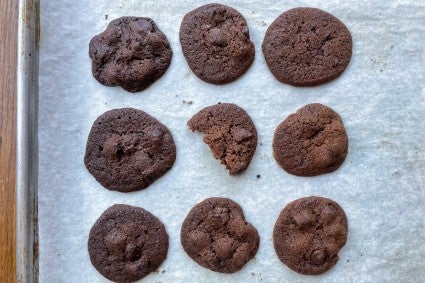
<box><xmin>88</xmin><ymin>204</ymin><xmax>169</xmax><ymax>282</ymax></box>
<box><xmin>273</xmin><ymin>103</ymin><xmax>348</xmax><ymax>176</ymax></box>
<box><xmin>180</xmin><ymin>3</ymin><xmax>255</xmax><ymax>84</ymax></box>
<box><xmin>262</xmin><ymin>7</ymin><xmax>352</xmax><ymax>86</ymax></box>
<box><xmin>188</xmin><ymin>103</ymin><xmax>257</xmax><ymax>175</ymax></box>
<box><xmin>273</xmin><ymin>196</ymin><xmax>348</xmax><ymax>275</ymax></box>
<box><xmin>181</xmin><ymin>197</ymin><xmax>259</xmax><ymax>273</ymax></box>
<box><xmin>89</xmin><ymin>17</ymin><xmax>172</xmax><ymax>92</ymax></box>
<box><xmin>84</xmin><ymin>108</ymin><xmax>176</xmax><ymax>192</ymax></box>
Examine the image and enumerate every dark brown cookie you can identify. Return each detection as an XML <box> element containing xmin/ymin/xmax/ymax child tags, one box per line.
<box><xmin>181</xmin><ymin>197</ymin><xmax>259</xmax><ymax>273</ymax></box>
<box><xmin>273</xmin><ymin>103</ymin><xmax>348</xmax><ymax>176</ymax></box>
<box><xmin>273</xmin><ymin>196</ymin><xmax>348</xmax><ymax>275</ymax></box>
<box><xmin>84</xmin><ymin>108</ymin><xmax>176</xmax><ymax>192</ymax></box>
<box><xmin>262</xmin><ymin>7</ymin><xmax>352</xmax><ymax>86</ymax></box>
<box><xmin>179</xmin><ymin>3</ymin><xmax>255</xmax><ymax>84</ymax></box>
<box><xmin>88</xmin><ymin>204</ymin><xmax>169</xmax><ymax>282</ymax></box>
<box><xmin>89</xmin><ymin>17</ymin><xmax>172</xmax><ymax>92</ymax></box>
<box><xmin>188</xmin><ymin>103</ymin><xmax>257</xmax><ymax>175</ymax></box>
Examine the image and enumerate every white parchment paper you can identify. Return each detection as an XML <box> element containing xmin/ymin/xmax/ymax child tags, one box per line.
<box><xmin>39</xmin><ymin>0</ymin><xmax>425</xmax><ymax>282</ymax></box>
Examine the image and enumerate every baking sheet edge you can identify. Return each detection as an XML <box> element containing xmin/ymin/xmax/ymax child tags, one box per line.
<box><xmin>16</xmin><ymin>0</ymin><xmax>39</xmax><ymax>282</ymax></box>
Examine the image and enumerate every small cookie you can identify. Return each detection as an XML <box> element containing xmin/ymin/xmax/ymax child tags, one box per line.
<box><xmin>180</xmin><ymin>3</ymin><xmax>255</xmax><ymax>84</ymax></box>
<box><xmin>88</xmin><ymin>204</ymin><xmax>168</xmax><ymax>282</ymax></box>
<box><xmin>262</xmin><ymin>7</ymin><xmax>352</xmax><ymax>86</ymax></box>
<box><xmin>273</xmin><ymin>196</ymin><xmax>348</xmax><ymax>275</ymax></box>
<box><xmin>188</xmin><ymin>103</ymin><xmax>257</xmax><ymax>175</ymax></box>
<box><xmin>273</xmin><ymin>103</ymin><xmax>348</xmax><ymax>176</ymax></box>
<box><xmin>89</xmin><ymin>17</ymin><xmax>172</xmax><ymax>92</ymax></box>
<box><xmin>181</xmin><ymin>197</ymin><xmax>259</xmax><ymax>273</ymax></box>
<box><xmin>84</xmin><ymin>108</ymin><xmax>176</xmax><ymax>192</ymax></box>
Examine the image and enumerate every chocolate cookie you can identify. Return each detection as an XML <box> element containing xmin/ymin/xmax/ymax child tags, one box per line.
<box><xmin>181</xmin><ymin>197</ymin><xmax>259</xmax><ymax>273</ymax></box>
<box><xmin>188</xmin><ymin>103</ymin><xmax>257</xmax><ymax>175</ymax></box>
<box><xmin>84</xmin><ymin>108</ymin><xmax>176</xmax><ymax>192</ymax></box>
<box><xmin>262</xmin><ymin>7</ymin><xmax>352</xmax><ymax>86</ymax></box>
<box><xmin>89</xmin><ymin>17</ymin><xmax>172</xmax><ymax>92</ymax></box>
<box><xmin>273</xmin><ymin>196</ymin><xmax>348</xmax><ymax>275</ymax></box>
<box><xmin>88</xmin><ymin>204</ymin><xmax>168</xmax><ymax>282</ymax></box>
<box><xmin>273</xmin><ymin>103</ymin><xmax>348</xmax><ymax>176</ymax></box>
<box><xmin>180</xmin><ymin>4</ymin><xmax>255</xmax><ymax>84</ymax></box>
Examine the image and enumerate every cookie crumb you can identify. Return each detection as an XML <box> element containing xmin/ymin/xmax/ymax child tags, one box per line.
<box><xmin>256</xmin><ymin>174</ymin><xmax>261</xmax><ymax>179</ymax></box>
<box><xmin>104</xmin><ymin>15</ymin><xmax>108</xmax><ymax>20</ymax></box>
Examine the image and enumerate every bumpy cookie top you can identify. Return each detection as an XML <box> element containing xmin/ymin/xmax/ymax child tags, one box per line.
<box><xmin>273</xmin><ymin>196</ymin><xmax>348</xmax><ymax>275</ymax></box>
<box><xmin>262</xmin><ymin>7</ymin><xmax>352</xmax><ymax>86</ymax></box>
<box><xmin>273</xmin><ymin>103</ymin><xmax>348</xmax><ymax>176</ymax></box>
<box><xmin>88</xmin><ymin>204</ymin><xmax>169</xmax><ymax>282</ymax></box>
<box><xmin>188</xmin><ymin>103</ymin><xmax>257</xmax><ymax>175</ymax></box>
<box><xmin>180</xmin><ymin>3</ymin><xmax>255</xmax><ymax>84</ymax></box>
<box><xmin>84</xmin><ymin>108</ymin><xmax>176</xmax><ymax>192</ymax></box>
<box><xmin>89</xmin><ymin>17</ymin><xmax>172</xmax><ymax>92</ymax></box>
<box><xmin>181</xmin><ymin>197</ymin><xmax>259</xmax><ymax>273</ymax></box>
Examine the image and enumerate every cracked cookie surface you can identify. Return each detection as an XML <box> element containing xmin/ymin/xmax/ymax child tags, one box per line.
<box><xmin>181</xmin><ymin>197</ymin><xmax>259</xmax><ymax>273</ymax></box>
<box><xmin>89</xmin><ymin>17</ymin><xmax>172</xmax><ymax>92</ymax></box>
<box><xmin>88</xmin><ymin>204</ymin><xmax>168</xmax><ymax>282</ymax></box>
<box><xmin>273</xmin><ymin>196</ymin><xmax>348</xmax><ymax>275</ymax></box>
<box><xmin>84</xmin><ymin>108</ymin><xmax>176</xmax><ymax>192</ymax></box>
<box><xmin>188</xmin><ymin>103</ymin><xmax>257</xmax><ymax>175</ymax></box>
<box><xmin>262</xmin><ymin>7</ymin><xmax>352</xmax><ymax>86</ymax></box>
<box><xmin>273</xmin><ymin>103</ymin><xmax>348</xmax><ymax>176</ymax></box>
<box><xmin>180</xmin><ymin>3</ymin><xmax>255</xmax><ymax>84</ymax></box>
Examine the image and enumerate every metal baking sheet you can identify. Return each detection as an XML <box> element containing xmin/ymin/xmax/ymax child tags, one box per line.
<box><xmin>17</xmin><ymin>0</ymin><xmax>425</xmax><ymax>282</ymax></box>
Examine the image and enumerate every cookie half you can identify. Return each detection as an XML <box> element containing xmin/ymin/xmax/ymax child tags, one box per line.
<box><xmin>262</xmin><ymin>7</ymin><xmax>352</xmax><ymax>86</ymax></box>
<box><xmin>88</xmin><ymin>204</ymin><xmax>169</xmax><ymax>282</ymax></box>
<box><xmin>181</xmin><ymin>197</ymin><xmax>259</xmax><ymax>273</ymax></box>
<box><xmin>188</xmin><ymin>103</ymin><xmax>257</xmax><ymax>175</ymax></box>
<box><xmin>273</xmin><ymin>103</ymin><xmax>348</xmax><ymax>176</ymax></box>
<box><xmin>89</xmin><ymin>17</ymin><xmax>172</xmax><ymax>92</ymax></box>
<box><xmin>273</xmin><ymin>196</ymin><xmax>348</xmax><ymax>275</ymax></box>
<box><xmin>84</xmin><ymin>108</ymin><xmax>176</xmax><ymax>192</ymax></box>
<box><xmin>180</xmin><ymin>3</ymin><xmax>255</xmax><ymax>84</ymax></box>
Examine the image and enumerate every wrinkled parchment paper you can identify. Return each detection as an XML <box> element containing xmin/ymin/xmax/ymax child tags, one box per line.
<box><xmin>39</xmin><ymin>0</ymin><xmax>425</xmax><ymax>282</ymax></box>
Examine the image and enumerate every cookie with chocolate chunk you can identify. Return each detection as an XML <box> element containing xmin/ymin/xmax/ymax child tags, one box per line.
<box><xmin>89</xmin><ymin>17</ymin><xmax>172</xmax><ymax>92</ymax></box>
<box><xmin>84</xmin><ymin>108</ymin><xmax>176</xmax><ymax>192</ymax></box>
<box><xmin>273</xmin><ymin>196</ymin><xmax>348</xmax><ymax>275</ymax></box>
<box><xmin>181</xmin><ymin>197</ymin><xmax>259</xmax><ymax>273</ymax></box>
<box><xmin>88</xmin><ymin>204</ymin><xmax>168</xmax><ymax>282</ymax></box>
<box><xmin>262</xmin><ymin>7</ymin><xmax>352</xmax><ymax>86</ymax></box>
<box><xmin>273</xmin><ymin>103</ymin><xmax>348</xmax><ymax>176</ymax></box>
<box><xmin>188</xmin><ymin>103</ymin><xmax>257</xmax><ymax>175</ymax></box>
<box><xmin>180</xmin><ymin>3</ymin><xmax>255</xmax><ymax>84</ymax></box>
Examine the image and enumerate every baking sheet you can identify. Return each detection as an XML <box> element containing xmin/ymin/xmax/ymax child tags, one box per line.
<box><xmin>38</xmin><ymin>0</ymin><xmax>425</xmax><ymax>282</ymax></box>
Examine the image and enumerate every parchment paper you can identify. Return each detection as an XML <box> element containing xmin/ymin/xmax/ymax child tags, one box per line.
<box><xmin>38</xmin><ymin>0</ymin><xmax>425</xmax><ymax>282</ymax></box>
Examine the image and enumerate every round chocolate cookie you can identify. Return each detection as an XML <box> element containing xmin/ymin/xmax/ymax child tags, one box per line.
<box><xmin>89</xmin><ymin>17</ymin><xmax>172</xmax><ymax>92</ymax></box>
<box><xmin>179</xmin><ymin>4</ymin><xmax>255</xmax><ymax>84</ymax></box>
<box><xmin>273</xmin><ymin>196</ymin><xmax>348</xmax><ymax>275</ymax></box>
<box><xmin>88</xmin><ymin>204</ymin><xmax>169</xmax><ymax>282</ymax></box>
<box><xmin>84</xmin><ymin>108</ymin><xmax>176</xmax><ymax>192</ymax></box>
<box><xmin>181</xmin><ymin>197</ymin><xmax>259</xmax><ymax>273</ymax></box>
<box><xmin>187</xmin><ymin>103</ymin><xmax>257</xmax><ymax>175</ymax></box>
<box><xmin>262</xmin><ymin>7</ymin><xmax>352</xmax><ymax>86</ymax></box>
<box><xmin>273</xmin><ymin>103</ymin><xmax>348</xmax><ymax>176</ymax></box>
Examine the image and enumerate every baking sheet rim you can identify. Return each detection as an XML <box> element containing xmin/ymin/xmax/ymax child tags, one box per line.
<box><xmin>16</xmin><ymin>0</ymin><xmax>39</xmax><ymax>282</ymax></box>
